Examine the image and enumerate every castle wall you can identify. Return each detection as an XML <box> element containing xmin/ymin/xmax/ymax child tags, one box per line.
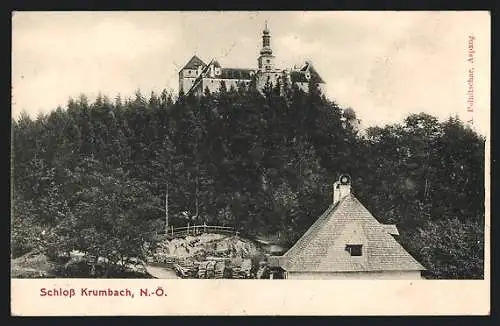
<box><xmin>181</xmin><ymin>77</ymin><xmax>197</xmax><ymax>93</ymax></box>
<box><xmin>256</xmin><ymin>70</ymin><xmax>285</xmax><ymax>90</ymax></box>
<box><xmin>181</xmin><ymin>69</ymin><xmax>199</xmax><ymax>78</ymax></box>
<box><xmin>186</xmin><ymin>74</ymin><xmax>325</xmax><ymax>96</ymax></box>
<box><xmin>201</xmin><ymin>78</ymin><xmax>251</xmax><ymax>94</ymax></box>
<box><xmin>294</xmin><ymin>82</ymin><xmax>325</xmax><ymax>93</ymax></box>
<box><xmin>179</xmin><ymin>68</ymin><xmax>204</xmax><ymax>93</ymax></box>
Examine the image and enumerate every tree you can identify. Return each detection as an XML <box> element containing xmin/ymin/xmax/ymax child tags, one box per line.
<box><xmin>51</xmin><ymin>157</ymin><xmax>161</xmax><ymax>276</ymax></box>
<box><xmin>11</xmin><ymin>80</ymin><xmax>485</xmax><ymax>279</ymax></box>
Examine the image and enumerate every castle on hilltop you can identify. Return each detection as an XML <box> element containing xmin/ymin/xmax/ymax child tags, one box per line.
<box><xmin>178</xmin><ymin>23</ymin><xmax>325</xmax><ymax>96</ymax></box>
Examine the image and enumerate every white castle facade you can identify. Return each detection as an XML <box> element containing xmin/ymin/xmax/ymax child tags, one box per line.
<box><xmin>178</xmin><ymin>23</ymin><xmax>326</xmax><ymax>96</ymax></box>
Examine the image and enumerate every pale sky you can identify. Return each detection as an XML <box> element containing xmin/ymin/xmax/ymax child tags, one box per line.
<box><xmin>12</xmin><ymin>11</ymin><xmax>490</xmax><ymax>136</ymax></box>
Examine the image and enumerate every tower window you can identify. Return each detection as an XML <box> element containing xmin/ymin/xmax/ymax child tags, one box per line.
<box><xmin>267</xmin><ymin>59</ymin><xmax>270</xmax><ymax>63</ymax></box>
<box><xmin>345</xmin><ymin>244</ymin><xmax>363</xmax><ymax>256</ymax></box>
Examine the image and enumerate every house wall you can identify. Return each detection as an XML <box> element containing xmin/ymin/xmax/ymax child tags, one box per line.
<box><xmin>286</xmin><ymin>270</ymin><xmax>423</xmax><ymax>280</ymax></box>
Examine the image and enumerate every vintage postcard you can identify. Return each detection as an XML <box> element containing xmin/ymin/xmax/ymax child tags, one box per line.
<box><xmin>11</xmin><ymin>11</ymin><xmax>490</xmax><ymax>315</ymax></box>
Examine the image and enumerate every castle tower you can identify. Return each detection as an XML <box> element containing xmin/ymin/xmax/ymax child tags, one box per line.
<box><xmin>257</xmin><ymin>21</ymin><xmax>275</xmax><ymax>72</ymax></box>
<box><xmin>179</xmin><ymin>55</ymin><xmax>206</xmax><ymax>94</ymax></box>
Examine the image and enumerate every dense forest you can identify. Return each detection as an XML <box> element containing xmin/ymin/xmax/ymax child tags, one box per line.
<box><xmin>11</xmin><ymin>79</ymin><xmax>485</xmax><ymax>279</ymax></box>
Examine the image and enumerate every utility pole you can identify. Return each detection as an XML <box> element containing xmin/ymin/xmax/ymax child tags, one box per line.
<box><xmin>165</xmin><ymin>182</ymin><xmax>169</xmax><ymax>234</ymax></box>
<box><xmin>195</xmin><ymin>176</ymin><xmax>199</xmax><ymax>221</ymax></box>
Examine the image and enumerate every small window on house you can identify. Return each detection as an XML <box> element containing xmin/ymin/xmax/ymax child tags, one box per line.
<box><xmin>345</xmin><ymin>244</ymin><xmax>363</xmax><ymax>256</ymax></box>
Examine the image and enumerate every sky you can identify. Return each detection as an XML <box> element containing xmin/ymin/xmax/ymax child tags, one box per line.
<box><xmin>12</xmin><ymin>11</ymin><xmax>490</xmax><ymax>136</ymax></box>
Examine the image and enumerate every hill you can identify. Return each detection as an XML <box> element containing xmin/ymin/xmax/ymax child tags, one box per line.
<box><xmin>11</xmin><ymin>80</ymin><xmax>485</xmax><ymax>279</ymax></box>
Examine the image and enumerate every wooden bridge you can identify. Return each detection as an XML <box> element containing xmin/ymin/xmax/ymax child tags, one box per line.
<box><xmin>160</xmin><ymin>224</ymin><xmax>237</xmax><ymax>239</ymax></box>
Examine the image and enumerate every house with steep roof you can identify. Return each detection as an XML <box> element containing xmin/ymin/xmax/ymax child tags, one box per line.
<box><xmin>178</xmin><ymin>22</ymin><xmax>326</xmax><ymax>96</ymax></box>
<box><xmin>268</xmin><ymin>174</ymin><xmax>426</xmax><ymax>280</ymax></box>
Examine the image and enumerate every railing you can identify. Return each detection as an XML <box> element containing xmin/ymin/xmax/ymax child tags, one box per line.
<box><xmin>161</xmin><ymin>224</ymin><xmax>236</xmax><ymax>239</ymax></box>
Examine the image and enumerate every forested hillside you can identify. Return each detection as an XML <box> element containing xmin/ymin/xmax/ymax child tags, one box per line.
<box><xmin>11</xmin><ymin>80</ymin><xmax>485</xmax><ymax>279</ymax></box>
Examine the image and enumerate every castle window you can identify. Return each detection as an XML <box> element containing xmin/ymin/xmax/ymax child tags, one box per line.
<box><xmin>267</xmin><ymin>59</ymin><xmax>270</xmax><ymax>63</ymax></box>
<box><xmin>345</xmin><ymin>244</ymin><xmax>363</xmax><ymax>256</ymax></box>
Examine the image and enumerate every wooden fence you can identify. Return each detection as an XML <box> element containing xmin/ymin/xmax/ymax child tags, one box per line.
<box><xmin>161</xmin><ymin>224</ymin><xmax>236</xmax><ymax>239</ymax></box>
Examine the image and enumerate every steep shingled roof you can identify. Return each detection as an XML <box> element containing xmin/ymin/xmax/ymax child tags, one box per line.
<box><xmin>182</xmin><ymin>55</ymin><xmax>206</xmax><ymax>70</ymax></box>
<box><xmin>281</xmin><ymin>194</ymin><xmax>425</xmax><ymax>273</ymax></box>
<box><xmin>290</xmin><ymin>71</ymin><xmax>308</xmax><ymax>83</ymax></box>
<box><xmin>290</xmin><ymin>62</ymin><xmax>325</xmax><ymax>84</ymax></box>
<box><xmin>307</xmin><ymin>64</ymin><xmax>325</xmax><ymax>84</ymax></box>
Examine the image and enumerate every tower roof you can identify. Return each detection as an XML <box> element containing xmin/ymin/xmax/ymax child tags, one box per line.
<box><xmin>260</xmin><ymin>47</ymin><xmax>273</xmax><ymax>56</ymax></box>
<box><xmin>263</xmin><ymin>20</ymin><xmax>270</xmax><ymax>34</ymax></box>
<box><xmin>279</xmin><ymin>194</ymin><xmax>426</xmax><ymax>273</ymax></box>
<box><xmin>260</xmin><ymin>21</ymin><xmax>272</xmax><ymax>56</ymax></box>
<box><xmin>181</xmin><ymin>55</ymin><xmax>206</xmax><ymax>70</ymax></box>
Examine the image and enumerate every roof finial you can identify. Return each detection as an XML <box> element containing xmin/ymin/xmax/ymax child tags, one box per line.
<box><xmin>264</xmin><ymin>20</ymin><xmax>269</xmax><ymax>33</ymax></box>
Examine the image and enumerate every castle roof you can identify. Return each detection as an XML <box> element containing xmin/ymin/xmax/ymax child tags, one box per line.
<box><xmin>290</xmin><ymin>71</ymin><xmax>309</xmax><ymax>83</ymax></box>
<box><xmin>291</xmin><ymin>62</ymin><xmax>325</xmax><ymax>84</ymax></box>
<box><xmin>212</xmin><ymin>60</ymin><xmax>221</xmax><ymax>68</ymax></box>
<box><xmin>263</xmin><ymin>21</ymin><xmax>270</xmax><ymax>34</ymax></box>
<box><xmin>277</xmin><ymin>193</ymin><xmax>425</xmax><ymax>273</ymax></box>
<box><xmin>182</xmin><ymin>55</ymin><xmax>206</xmax><ymax>70</ymax></box>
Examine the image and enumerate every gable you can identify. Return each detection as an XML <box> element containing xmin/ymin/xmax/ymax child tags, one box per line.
<box><xmin>290</xmin><ymin>62</ymin><xmax>325</xmax><ymax>84</ymax></box>
<box><xmin>282</xmin><ymin>194</ymin><xmax>425</xmax><ymax>272</ymax></box>
<box><xmin>307</xmin><ymin>65</ymin><xmax>325</xmax><ymax>84</ymax></box>
<box><xmin>290</xmin><ymin>71</ymin><xmax>308</xmax><ymax>83</ymax></box>
<box><xmin>182</xmin><ymin>55</ymin><xmax>206</xmax><ymax>70</ymax></box>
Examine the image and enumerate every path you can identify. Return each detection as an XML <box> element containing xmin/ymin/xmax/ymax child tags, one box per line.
<box><xmin>144</xmin><ymin>265</ymin><xmax>180</xmax><ymax>279</ymax></box>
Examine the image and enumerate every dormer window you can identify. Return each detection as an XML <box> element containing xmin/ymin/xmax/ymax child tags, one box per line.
<box><xmin>345</xmin><ymin>244</ymin><xmax>363</xmax><ymax>256</ymax></box>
